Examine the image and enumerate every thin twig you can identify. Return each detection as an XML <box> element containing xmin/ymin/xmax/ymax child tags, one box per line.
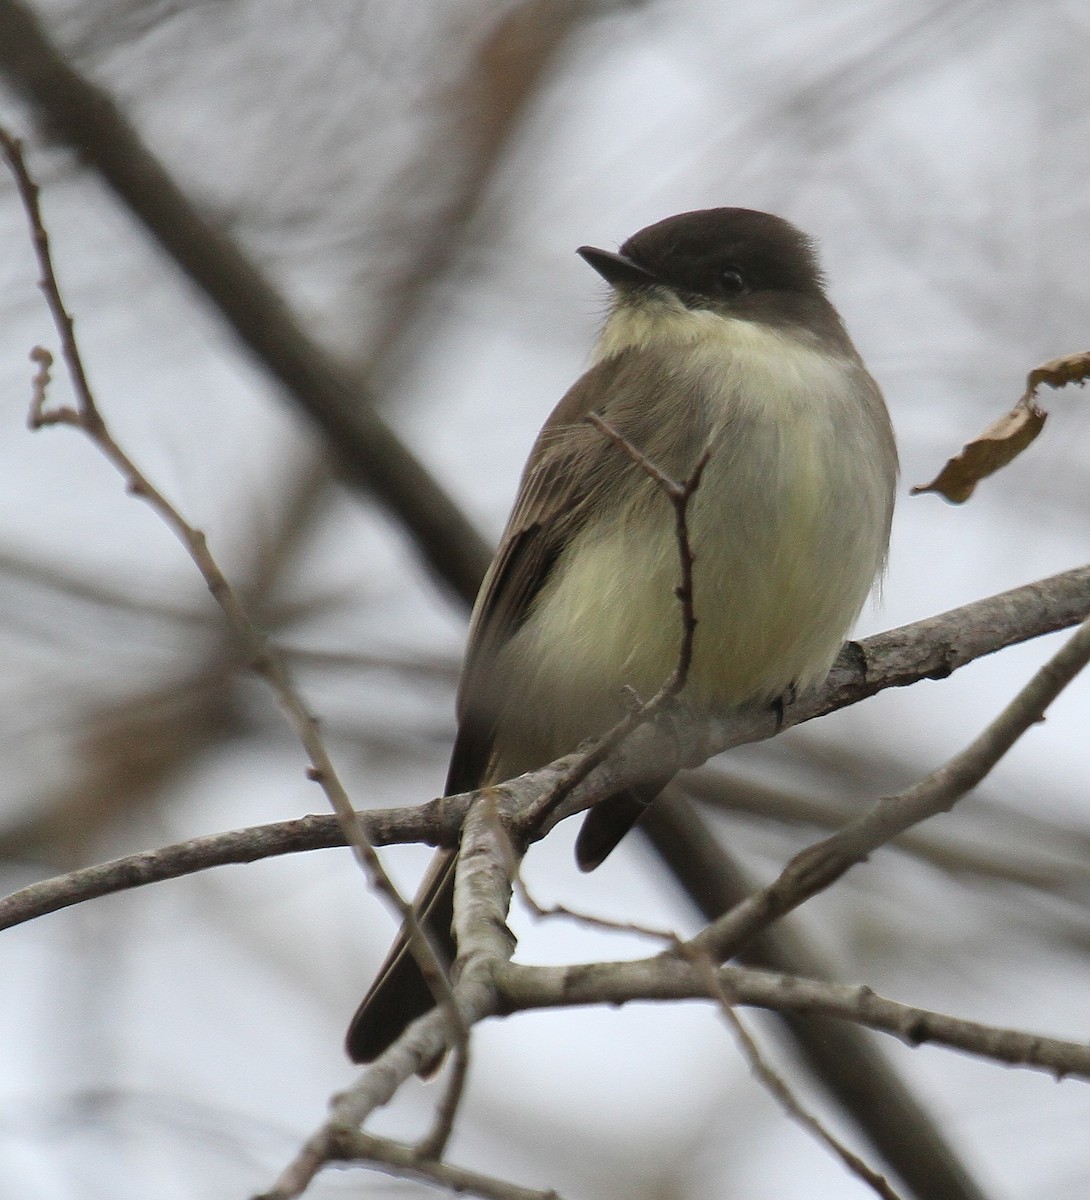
<box><xmin>499</xmin><ymin>957</ymin><xmax>1090</xmax><ymax>1080</ymax></box>
<box><xmin>479</xmin><ymin>797</ymin><xmax>680</xmax><ymax>942</ymax></box>
<box><xmin>418</xmin><ymin>1040</ymin><xmax>469</xmax><ymax>1161</ymax></box>
<box><xmin>0</xmin><ymin>124</ymin><xmax>464</xmax><ymax>1048</ymax></box>
<box><xmin>517</xmin><ymin>888</ymin><xmax>679</xmax><ymax>944</ymax></box>
<box><xmin>585</xmin><ymin>409</ymin><xmax>709</xmax><ymax>694</ymax></box>
<box><xmin>3</xmin><ymin>561</ymin><xmax>1090</xmax><ymax>932</ymax></box>
<box><xmin>258</xmin><ymin>1127</ymin><xmax>562</xmax><ymax>1200</ymax></box>
<box><xmin>523</xmin><ymin>414</ymin><xmax>710</xmax><ymax>831</ymax></box>
<box><xmin>679</xmin><ymin>768</ymin><xmax>1090</xmax><ymax>898</ymax></box>
<box><xmin>683</xmin><ymin>948</ymin><xmax>904</xmax><ymax>1200</ymax></box>
<box><xmin>0</xmin><ymin>5</ymin><xmax>492</xmax><ymax>601</ymax></box>
<box><xmin>690</xmin><ymin>608</ymin><xmax>1090</xmax><ymax>966</ymax></box>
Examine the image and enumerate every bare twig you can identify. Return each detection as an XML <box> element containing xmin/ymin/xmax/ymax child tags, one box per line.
<box><xmin>640</xmin><ymin>794</ymin><xmax>991</xmax><ymax>1200</ymax></box>
<box><xmin>418</xmin><ymin>798</ymin><xmax>519</xmax><ymax>1159</ymax></box>
<box><xmin>262</xmin><ymin>803</ymin><xmax>517</xmax><ymax>1196</ymax></box>
<box><xmin>720</xmin><ymin>1005</ymin><xmax>902</xmax><ymax>1200</ymax></box>
<box><xmin>683</xmin><ymin>948</ymin><xmax>904</xmax><ymax>1200</ymax></box>
<box><xmin>523</xmin><ymin>415</ymin><xmax>711</xmax><ymax>831</ymax></box>
<box><xmin>516</xmin><ymin>885</ymin><xmax>679</xmax><ymax>944</ymax></box>
<box><xmin>418</xmin><ymin>1035</ymin><xmax>470</xmax><ymax>1162</ymax></box>
<box><xmin>509</xmin><ymin>827</ymin><xmax>902</xmax><ymax>1198</ymax></box>
<box><xmin>585</xmin><ymin>410</ymin><xmax>709</xmax><ymax>694</ymax></box>
<box><xmin>258</xmin><ymin>1128</ymin><xmax>561</xmax><ymax>1200</ymax></box>
<box><xmin>0</xmin><ymin>123</ymin><xmax>462</xmax><ymax>1049</ymax></box>
<box><xmin>503</xmin><ymin>802</ymin><xmax>677</xmax><ymax>940</ymax></box>
<box><xmin>0</xmin><ymin>6</ymin><xmax>491</xmax><ymax>602</ymax></box>
<box><xmin>0</xmin><ymin>806</ymin><xmax>445</xmax><ymax>932</ymax></box>
<box><xmin>3</xmin><ymin>561</ymin><xmax>1090</xmax><ymax>932</ymax></box>
<box><xmin>499</xmin><ymin>957</ymin><xmax>1090</xmax><ymax>1081</ymax></box>
<box><xmin>690</xmin><ymin>608</ymin><xmax>1090</xmax><ymax>965</ymax></box>
<box><xmin>679</xmin><ymin>768</ymin><xmax>1090</xmax><ymax>898</ymax></box>
<box><xmin>411</xmin><ymin>802</ymin><xmax>506</xmax><ymax>1161</ymax></box>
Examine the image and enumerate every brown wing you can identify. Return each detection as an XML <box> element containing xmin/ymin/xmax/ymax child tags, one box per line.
<box><xmin>445</xmin><ymin>353</ymin><xmax>640</xmax><ymax>796</ymax></box>
<box><xmin>350</xmin><ymin>351</ymin><xmax>685</xmax><ymax>1067</ymax></box>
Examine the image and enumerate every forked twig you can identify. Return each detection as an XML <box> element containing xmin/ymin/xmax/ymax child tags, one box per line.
<box><xmin>0</xmin><ymin>120</ymin><xmax>469</xmax><ymax>1108</ymax></box>
<box><xmin>682</xmin><ymin>947</ymin><xmax>905</xmax><ymax>1200</ymax></box>
<box><xmin>523</xmin><ymin>412</ymin><xmax>711</xmax><ymax>831</ymax></box>
<box><xmin>585</xmin><ymin>409</ymin><xmax>709</xmax><ymax>694</ymax></box>
<box><xmin>690</xmin><ymin>607</ymin><xmax>1090</xmax><ymax>966</ymax></box>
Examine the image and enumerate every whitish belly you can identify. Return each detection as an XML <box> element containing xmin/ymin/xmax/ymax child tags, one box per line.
<box><xmin>497</xmin><ymin>403</ymin><xmax>889</xmax><ymax>770</ymax></box>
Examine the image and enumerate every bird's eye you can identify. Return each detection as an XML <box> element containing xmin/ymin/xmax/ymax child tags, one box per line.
<box><xmin>718</xmin><ymin>267</ymin><xmax>748</xmax><ymax>297</ymax></box>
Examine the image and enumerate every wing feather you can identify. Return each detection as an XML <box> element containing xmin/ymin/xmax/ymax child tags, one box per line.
<box><xmin>445</xmin><ymin>354</ymin><xmax>645</xmax><ymax>792</ymax></box>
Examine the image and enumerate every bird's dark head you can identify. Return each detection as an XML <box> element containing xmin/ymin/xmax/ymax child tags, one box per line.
<box><xmin>578</xmin><ymin>208</ymin><xmax>827</xmax><ymax>313</ymax></box>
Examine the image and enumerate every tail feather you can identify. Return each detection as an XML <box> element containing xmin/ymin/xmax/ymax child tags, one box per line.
<box><xmin>344</xmin><ymin>850</ymin><xmax>458</xmax><ymax>1065</ymax></box>
<box><xmin>574</xmin><ymin>782</ymin><xmax>669</xmax><ymax>872</ymax></box>
<box><xmin>346</xmin><ymin>779</ymin><xmax>668</xmax><ymax>1064</ymax></box>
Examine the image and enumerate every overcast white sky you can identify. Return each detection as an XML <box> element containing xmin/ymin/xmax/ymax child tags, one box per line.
<box><xmin>2</xmin><ymin>2</ymin><xmax>1090</xmax><ymax>1197</ymax></box>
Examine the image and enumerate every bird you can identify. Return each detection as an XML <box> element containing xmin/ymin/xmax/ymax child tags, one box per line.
<box><xmin>345</xmin><ymin>207</ymin><xmax>897</xmax><ymax>1065</ymax></box>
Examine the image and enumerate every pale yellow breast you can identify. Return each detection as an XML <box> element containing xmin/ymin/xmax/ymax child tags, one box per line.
<box><xmin>492</xmin><ymin>307</ymin><xmax>893</xmax><ymax>776</ymax></box>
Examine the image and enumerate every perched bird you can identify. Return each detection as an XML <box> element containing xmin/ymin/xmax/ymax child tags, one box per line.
<box><xmin>346</xmin><ymin>207</ymin><xmax>897</xmax><ymax>1064</ymax></box>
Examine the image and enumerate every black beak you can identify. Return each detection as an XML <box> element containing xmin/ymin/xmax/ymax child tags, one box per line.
<box><xmin>577</xmin><ymin>245</ymin><xmax>659</xmax><ymax>289</ymax></box>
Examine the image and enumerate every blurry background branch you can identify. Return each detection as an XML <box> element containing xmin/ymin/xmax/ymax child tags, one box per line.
<box><xmin>3</xmin><ymin>559</ymin><xmax>1089</xmax><ymax>934</ymax></box>
<box><xmin>1</xmin><ymin>2</ymin><xmax>1089</xmax><ymax>1199</ymax></box>
<box><xmin>0</xmin><ymin>7</ymin><xmax>998</xmax><ymax>1195</ymax></box>
<box><xmin>0</xmin><ymin>0</ymin><xmax>495</xmax><ymax>601</ymax></box>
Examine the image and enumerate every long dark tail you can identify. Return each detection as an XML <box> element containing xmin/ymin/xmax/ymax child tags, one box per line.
<box><xmin>346</xmin><ymin>771</ymin><xmax>667</xmax><ymax>1061</ymax></box>
<box><xmin>344</xmin><ymin>849</ymin><xmax>458</xmax><ymax>1064</ymax></box>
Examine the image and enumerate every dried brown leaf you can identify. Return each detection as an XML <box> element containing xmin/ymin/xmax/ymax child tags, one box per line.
<box><xmin>913</xmin><ymin>349</ymin><xmax>1090</xmax><ymax>504</ymax></box>
<box><xmin>911</xmin><ymin>403</ymin><xmax>1046</xmax><ymax>503</ymax></box>
<box><xmin>1026</xmin><ymin>350</ymin><xmax>1090</xmax><ymax>395</ymax></box>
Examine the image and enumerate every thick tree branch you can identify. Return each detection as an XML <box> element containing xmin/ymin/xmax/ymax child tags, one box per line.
<box><xmin>691</xmin><ymin>606</ymin><xmax>1090</xmax><ymax>964</ymax></box>
<box><xmin>2</xmin><ymin>561</ymin><xmax>1089</xmax><ymax>932</ymax></box>
<box><xmin>258</xmin><ymin>803</ymin><xmax>517</xmax><ymax>1199</ymax></box>
<box><xmin>500</xmin><ymin>958</ymin><xmax>1090</xmax><ymax>1081</ymax></box>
